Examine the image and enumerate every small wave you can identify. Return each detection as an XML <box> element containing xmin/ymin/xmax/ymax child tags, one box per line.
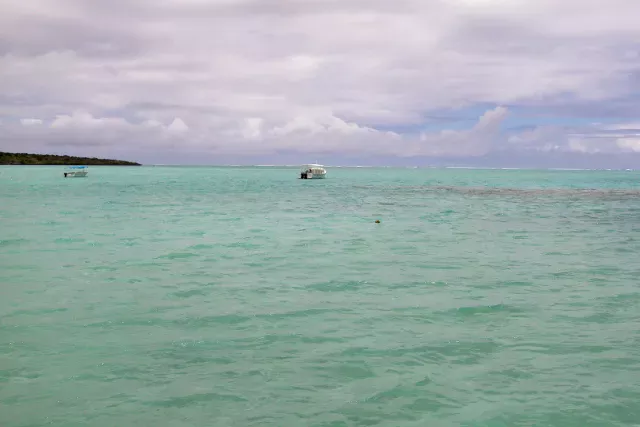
<box><xmin>54</xmin><ymin>237</ymin><xmax>86</xmax><ymax>244</ymax></box>
<box><xmin>0</xmin><ymin>238</ymin><xmax>28</xmax><ymax>247</ymax></box>
<box><xmin>171</xmin><ymin>288</ymin><xmax>208</xmax><ymax>299</ymax></box>
<box><xmin>308</xmin><ymin>280</ymin><xmax>368</xmax><ymax>292</ymax></box>
<box><xmin>157</xmin><ymin>252</ymin><xmax>199</xmax><ymax>259</ymax></box>
<box><xmin>354</xmin><ymin>184</ymin><xmax>640</xmax><ymax>199</ymax></box>
<box><xmin>187</xmin><ymin>243</ymin><xmax>216</xmax><ymax>250</ymax></box>
<box><xmin>451</xmin><ymin>303</ymin><xmax>526</xmax><ymax>317</ymax></box>
<box><xmin>145</xmin><ymin>392</ymin><xmax>247</xmax><ymax>408</ymax></box>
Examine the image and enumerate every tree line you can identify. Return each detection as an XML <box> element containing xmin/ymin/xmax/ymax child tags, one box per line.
<box><xmin>0</xmin><ymin>152</ymin><xmax>141</xmax><ymax>166</ymax></box>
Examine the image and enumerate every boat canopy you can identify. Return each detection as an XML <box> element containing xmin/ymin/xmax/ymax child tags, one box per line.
<box><xmin>65</xmin><ymin>166</ymin><xmax>87</xmax><ymax>169</ymax></box>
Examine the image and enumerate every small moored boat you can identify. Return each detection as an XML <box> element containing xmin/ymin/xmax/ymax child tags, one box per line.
<box><xmin>63</xmin><ymin>166</ymin><xmax>88</xmax><ymax>178</ymax></box>
<box><xmin>300</xmin><ymin>164</ymin><xmax>326</xmax><ymax>179</ymax></box>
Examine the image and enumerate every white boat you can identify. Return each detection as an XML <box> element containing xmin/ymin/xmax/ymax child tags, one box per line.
<box><xmin>63</xmin><ymin>166</ymin><xmax>88</xmax><ymax>177</ymax></box>
<box><xmin>300</xmin><ymin>164</ymin><xmax>327</xmax><ymax>179</ymax></box>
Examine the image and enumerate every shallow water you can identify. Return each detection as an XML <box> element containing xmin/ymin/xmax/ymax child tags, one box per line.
<box><xmin>1</xmin><ymin>166</ymin><xmax>640</xmax><ymax>426</ymax></box>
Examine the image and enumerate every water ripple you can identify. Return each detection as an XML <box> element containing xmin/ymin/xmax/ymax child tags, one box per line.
<box><xmin>1</xmin><ymin>166</ymin><xmax>640</xmax><ymax>427</ymax></box>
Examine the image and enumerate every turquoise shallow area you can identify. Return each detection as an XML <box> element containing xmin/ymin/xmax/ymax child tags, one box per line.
<box><xmin>1</xmin><ymin>166</ymin><xmax>640</xmax><ymax>426</ymax></box>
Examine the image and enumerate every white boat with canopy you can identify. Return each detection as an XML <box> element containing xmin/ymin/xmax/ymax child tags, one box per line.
<box><xmin>63</xmin><ymin>166</ymin><xmax>88</xmax><ymax>177</ymax></box>
<box><xmin>300</xmin><ymin>164</ymin><xmax>326</xmax><ymax>179</ymax></box>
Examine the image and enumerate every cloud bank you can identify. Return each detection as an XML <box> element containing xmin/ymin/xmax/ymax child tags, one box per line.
<box><xmin>1</xmin><ymin>0</ymin><xmax>640</xmax><ymax>166</ymax></box>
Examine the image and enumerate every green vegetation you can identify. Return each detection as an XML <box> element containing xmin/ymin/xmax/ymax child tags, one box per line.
<box><xmin>0</xmin><ymin>152</ymin><xmax>141</xmax><ymax>166</ymax></box>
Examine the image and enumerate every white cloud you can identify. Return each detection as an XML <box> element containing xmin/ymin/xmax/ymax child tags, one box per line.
<box><xmin>167</xmin><ymin>118</ymin><xmax>189</xmax><ymax>133</ymax></box>
<box><xmin>50</xmin><ymin>111</ymin><xmax>129</xmax><ymax>129</ymax></box>
<box><xmin>241</xmin><ymin>117</ymin><xmax>263</xmax><ymax>140</ymax></box>
<box><xmin>20</xmin><ymin>118</ymin><xmax>42</xmax><ymax>126</ymax></box>
<box><xmin>411</xmin><ymin>106</ymin><xmax>508</xmax><ymax>156</ymax></box>
<box><xmin>617</xmin><ymin>138</ymin><xmax>640</xmax><ymax>152</ymax></box>
<box><xmin>602</xmin><ymin>122</ymin><xmax>640</xmax><ymax>131</ymax></box>
<box><xmin>1</xmin><ymin>0</ymin><xmax>640</xmax><ymax>164</ymax></box>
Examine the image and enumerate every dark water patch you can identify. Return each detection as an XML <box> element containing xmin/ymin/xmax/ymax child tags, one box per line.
<box><xmin>544</xmin><ymin>251</ymin><xmax>571</xmax><ymax>256</ymax></box>
<box><xmin>316</xmin><ymin>361</ymin><xmax>376</xmax><ymax>381</ymax></box>
<box><xmin>407</xmin><ymin>394</ymin><xmax>462</xmax><ymax>413</ymax></box>
<box><xmin>485</xmin><ymin>366</ymin><xmax>536</xmax><ymax>382</ymax></box>
<box><xmin>103</xmin><ymin>393</ymin><xmax>136</xmax><ymax>409</ymax></box>
<box><xmin>0</xmin><ymin>238</ymin><xmax>29</xmax><ymax>247</ymax></box>
<box><xmin>428</xmin><ymin>340</ymin><xmax>501</xmax><ymax>364</ymax></box>
<box><xmin>358</xmin><ymin>184</ymin><xmax>640</xmax><ymax>200</ymax></box>
<box><xmin>7</xmin><ymin>307</ymin><xmax>68</xmax><ymax>317</ymax></box>
<box><xmin>243</xmin><ymin>261</ymin><xmax>267</xmax><ymax>268</ymax></box>
<box><xmin>586</xmin><ymin>265</ymin><xmax>622</xmax><ymax>276</ymax></box>
<box><xmin>389</xmin><ymin>280</ymin><xmax>450</xmax><ymax>290</ymax></box>
<box><xmin>591</xmin><ymin>355</ymin><xmax>640</xmax><ymax>371</ymax></box>
<box><xmin>433</xmin><ymin>186</ymin><xmax>640</xmax><ymax>199</ymax></box>
<box><xmin>0</xmin><ymin>367</ymin><xmax>42</xmax><ymax>383</ymax></box>
<box><xmin>448</xmin><ymin>303</ymin><xmax>526</xmax><ymax>317</ymax></box>
<box><xmin>93</xmin><ymin>231</ymin><xmax>117</xmax><ymax>237</ymax></box>
<box><xmin>173</xmin><ymin>313</ymin><xmax>251</xmax><ymax>327</ymax></box>
<box><xmin>601</xmin><ymin>292</ymin><xmax>640</xmax><ymax>309</ymax></box>
<box><xmin>300</xmin><ymin>335</ymin><xmax>347</xmax><ymax>344</ymax></box>
<box><xmin>366</xmin><ymin>385</ymin><xmax>412</xmax><ymax>404</ymax></box>
<box><xmin>1</xmin><ymin>264</ymin><xmax>39</xmax><ymax>272</ymax></box>
<box><xmin>88</xmin><ymin>265</ymin><xmax>117</xmax><ymax>272</ymax></box>
<box><xmin>503</xmin><ymin>342</ymin><xmax>560</xmax><ymax>354</ymax></box>
<box><xmin>127</xmin><ymin>261</ymin><xmax>166</xmax><ymax>268</ymax></box>
<box><xmin>148</xmin><ymin>344</ymin><xmax>235</xmax><ymax>367</ymax></box>
<box><xmin>257</xmin><ymin>308</ymin><xmax>351</xmax><ymax>321</ymax></box>
<box><xmin>507</xmin><ymin>342</ymin><xmax>611</xmax><ymax>355</ymax></box>
<box><xmin>554</xmin><ymin>312</ymin><xmax>617</xmax><ymax>324</ymax></box>
<box><xmin>157</xmin><ymin>251</ymin><xmax>199</xmax><ymax>260</ymax></box>
<box><xmin>83</xmin><ymin>316</ymin><xmax>180</xmax><ymax>328</ymax></box>
<box><xmin>188</xmin><ymin>243</ymin><xmax>217</xmax><ymax>250</ymax></box>
<box><xmin>70</xmin><ymin>371</ymin><xmax>127</xmax><ymax>384</ymax></box>
<box><xmin>40</xmin><ymin>219</ymin><xmax>63</xmax><ymax>226</ymax></box>
<box><xmin>550</xmin><ymin>270</ymin><xmax>576</xmax><ymax>279</ymax></box>
<box><xmin>382</xmin><ymin>309</ymin><xmax>434</xmax><ymax>324</ymax></box>
<box><xmin>494</xmin><ymin>280</ymin><xmax>534</xmax><ymax>288</ymax></box>
<box><xmin>164</xmin><ymin>356</ymin><xmax>230</xmax><ymax>370</ymax></box>
<box><xmin>224</xmin><ymin>241</ymin><xmax>261</xmax><ymax>249</ymax></box>
<box><xmin>171</xmin><ymin>288</ymin><xmax>209</xmax><ymax>299</ymax></box>
<box><xmin>308</xmin><ymin>280</ymin><xmax>367</xmax><ymax>292</ymax></box>
<box><xmin>54</xmin><ymin>237</ymin><xmax>86</xmax><ymax>244</ymax></box>
<box><xmin>0</xmin><ymin>340</ymin><xmax>41</xmax><ymax>355</ymax></box>
<box><xmin>389</xmin><ymin>244</ymin><xmax>419</xmax><ymax>253</ymax></box>
<box><xmin>338</xmin><ymin>344</ymin><xmax>448</xmax><ymax>365</ymax></box>
<box><xmin>146</xmin><ymin>392</ymin><xmax>246</xmax><ymax>408</ymax></box>
<box><xmin>415</xmin><ymin>263</ymin><xmax>462</xmax><ymax>270</ymax></box>
<box><xmin>528</xmin><ymin>405</ymin><xmax>640</xmax><ymax>427</ymax></box>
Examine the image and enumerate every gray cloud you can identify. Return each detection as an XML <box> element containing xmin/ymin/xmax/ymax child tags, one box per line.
<box><xmin>1</xmin><ymin>0</ymin><xmax>640</xmax><ymax>165</ymax></box>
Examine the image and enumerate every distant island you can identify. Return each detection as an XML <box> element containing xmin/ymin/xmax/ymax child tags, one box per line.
<box><xmin>0</xmin><ymin>152</ymin><xmax>141</xmax><ymax>166</ymax></box>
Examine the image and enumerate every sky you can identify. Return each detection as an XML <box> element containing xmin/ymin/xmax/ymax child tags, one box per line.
<box><xmin>1</xmin><ymin>0</ymin><xmax>640</xmax><ymax>167</ymax></box>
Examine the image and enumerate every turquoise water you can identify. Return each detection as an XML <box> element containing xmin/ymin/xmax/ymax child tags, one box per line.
<box><xmin>1</xmin><ymin>166</ymin><xmax>640</xmax><ymax>426</ymax></box>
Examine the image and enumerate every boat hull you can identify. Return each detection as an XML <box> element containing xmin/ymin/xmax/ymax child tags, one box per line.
<box><xmin>300</xmin><ymin>173</ymin><xmax>326</xmax><ymax>179</ymax></box>
<box><xmin>300</xmin><ymin>164</ymin><xmax>327</xmax><ymax>179</ymax></box>
<box><xmin>64</xmin><ymin>171</ymin><xmax>88</xmax><ymax>177</ymax></box>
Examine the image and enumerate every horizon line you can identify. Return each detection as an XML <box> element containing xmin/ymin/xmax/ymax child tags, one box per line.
<box><xmin>141</xmin><ymin>164</ymin><xmax>638</xmax><ymax>171</ymax></box>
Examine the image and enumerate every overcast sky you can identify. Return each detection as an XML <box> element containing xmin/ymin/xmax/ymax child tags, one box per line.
<box><xmin>1</xmin><ymin>0</ymin><xmax>640</xmax><ymax>166</ymax></box>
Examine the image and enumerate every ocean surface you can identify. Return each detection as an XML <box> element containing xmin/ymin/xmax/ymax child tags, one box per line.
<box><xmin>1</xmin><ymin>165</ymin><xmax>640</xmax><ymax>427</ymax></box>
